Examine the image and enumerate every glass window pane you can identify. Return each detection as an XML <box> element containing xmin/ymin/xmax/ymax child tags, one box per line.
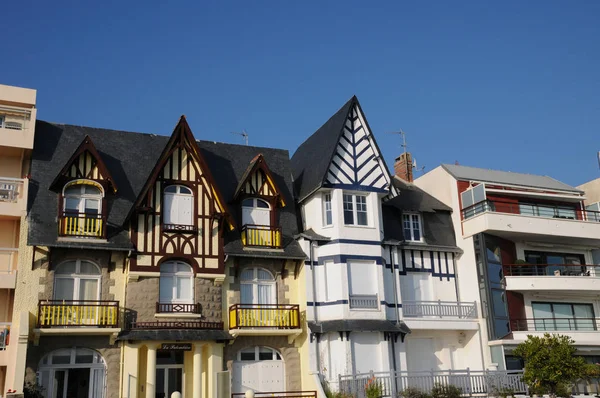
<box><xmin>240</xmin><ymin>349</ymin><xmax>255</xmax><ymax>361</ymax></box>
<box><xmin>537</xmin><ymin>206</ymin><xmax>555</xmax><ymax>218</ymax></box>
<box><xmin>242</xmin><ymin>198</ymin><xmax>254</xmax><ymax>207</ymax></box>
<box><xmin>52</xmin><ymin>355</ymin><xmax>71</xmax><ymax>365</ymax></box>
<box><xmin>179</xmin><ymin>186</ymin><xmax>192</xmax><ymax>195</ymax></box>
<box><xmin>176</xmin><ymin>276</ymin><xmax>192</xmax><ymax>300</ymax></box>
<box><xmin>84</xmin><ymin>199</ymin><xmax>99</xmax><ymax>214</ymax></box>
<box><xmin>574</xmin><ymin>304</ymin><xmax>594</xmax><ymax>318</ymax></box>
<box><xmin>79</xmin><ymin>261</ymin><xmax>100</xmax><ymax>275</ymax></box>
<box><xmin>65</xmin><ymin>197</ymin><xmax>80</xmax><ymax>211</ymax></box>
<box><xmin>176</xmin><ymin>263</ymin><xmax>192</xmax><ymax>273</ymax></box>
<box><xmin>256</xmin><ymin>200</ymin><xmax>269</xmax><ymax>209</ymax></box>
<box><xmin>56</xmin><ymin>261</ymin><xmax>77</xmax><ymax>274</ymax></box>
<box><xmin>168</xmin><ymin>368</ymin><xmax>183</xmax><ymax>396</ymax></box>
<box><xmin>83</xmin><ymin>185</ymin><xmax>101</xmax><ymax>195</ymax></box>
<box><xmin>343</xmin><ymin>194</ymin><xmax>354</xmax><ymax>224</ymax></box>
<box><xmin>240</xmin><ymin>269</ymin><xmax>254</xmax><ymax>281</ymax></box>
<box><xmin>161</xmin><ymin>263</ymin><xmax>177</xmax><ymax>273</ymax></box>
<box><xmin>75</xmin><ymin>354</ymin><xmax>94</xmax><ymax>363</ymax></box>
<box><xmin>257</xmin><ymin>269</ymin><xmax>273</xmax><ymax>281</ymax></box>
<box><xmin>412</xmin><ymin>215</ymin><xmax>421</xmax><ymax>240</ymax></box>
<box><xmin>494</xmin><ymin>318</ymin><xmax>510</xmax><ymax>338</ymax></box>
<box><xmin>54</xmin><ymin>278</ymin><xmax>75</xmax><ymax>300</ymax></box>
<box><xmin>491</xmin><ymin>290</ymin><xmax>507</xmax><ymax>317</ymax></box>
<box><xmin>344</xmin><ymin>209</ymin><xmax>354</xmax><ymax>225</ymax></box>
<box><xmin>357</xmin><ymin>211</ymin><xmax>368</xmax><ymax>226</ymax></box>
<box><xmin>79</xmin><ymin>279</ymin><xmax>99</xmax><ymax>300</ymax></box>
<box><xmin>519</xmin><ymin>203</ymin><xmax>535</xmax><ymax>216</ymax></box>
<box><xmin>64</xmin><ymin>186</ymin><xmax>81</xmax><ymax>195</ymax></box>
<box><xmin>160</xmin><ymin>276</ymin><xmax>174</xmax><ymax>302</ymax></box>
<box><xmin>259</xmin><ymin>349</ymin><xmax>274</xmax><ymax>360</ymax></box>
<box><xmin>164</xmin><ymin>186</ymin><xmax>178</xmax><ymax>193</ymax></box>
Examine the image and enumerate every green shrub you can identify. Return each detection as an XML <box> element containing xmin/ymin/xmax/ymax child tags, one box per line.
<box><xmin>430</xmin><ymin>383</ymin><xmax>462</xmax><ymax>398</ymax></box>
<box><xmin>322</xmin><ymin>380</ymin><xmax>354</xmax><ymax>398</ymax></box>
<box><xmin>398</xmin><ymin>386</ymin><xmax>432</xmax><ymax>398</ymax></box>
<box><xmin>490</xmin><ymin>385</ymin><xmax>515</xmax><ymax>398</ymax></box>
<box><xmin>365</xmin><ymin>377</ymin><xmax>384</xmax><ymax>398</ymax></box>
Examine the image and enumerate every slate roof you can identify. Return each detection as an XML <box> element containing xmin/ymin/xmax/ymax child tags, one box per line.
<box><xmin>308</xmin><ymin>320</ymin><xmax>410</xmax><ymax>335</ymax></box>
<box><xmin>28</xmin><ymin>121</ymin><xmax>304</xmax><ymax>258</ymax></box>
<box><xmin>290</xmin><ymin>97</ymin><xmax>355</xmax><ymax>202</ymax></box>
<box><xmin>386</xmin><ymin>177</ymin><xmax>452</xmax><ymax>213</ymax></box>
<box><xmin>442</xmin><ymin>164</ymin><xmax>582</xmax><ymax>193</ymax></box>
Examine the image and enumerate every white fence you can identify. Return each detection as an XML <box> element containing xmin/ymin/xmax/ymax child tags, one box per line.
<box><xmin>338</xmin><ymin>369</ymin><xmax>527</xmax><ymax>397</ymax></box>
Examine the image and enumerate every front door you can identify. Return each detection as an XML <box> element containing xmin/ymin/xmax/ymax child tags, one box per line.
<box><xmin>155</xmin><ymin>350</ymin><xmax>184</xmax><ymax>398</ymax></box>
<box><xmin>231</xmin><ymin>347</ymin><xmax>284</xmax><ymax>393</ymax></box>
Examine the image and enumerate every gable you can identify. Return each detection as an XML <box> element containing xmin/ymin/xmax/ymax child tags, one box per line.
<box><xmin>50</xmin><ymin>135</ymin><xmax>117</xmax><ymax>193</ymax></box>
<box><xmin>324</xmin><ymin>103</ymin><xmax>390</xmax><ymax>192</ymax></box>
<box><xmin>234</xmin><ymin>154</ymin><xmax>286</xmax><ymax>206</ymax></box>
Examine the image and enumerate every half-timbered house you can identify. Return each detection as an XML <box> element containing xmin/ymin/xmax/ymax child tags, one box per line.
<box><xmin>14</xmin><ymin>115</ymin><xmax>313</xmax><ymax>398</ymax></box>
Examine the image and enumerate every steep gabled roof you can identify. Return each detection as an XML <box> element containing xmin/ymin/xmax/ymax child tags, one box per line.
<box><xmin>441</xmin><ymin>164</ymin><xmax>582</xmax><ymax>193</ymax></box>
<box><xmin>290</xmin><ymin>97</ymin><xmax>355</xmax><ymax>202</ymax></box>
<box><xmin>233</xmin><ymin>153</ymin><xmax>286</xmax><ymax>206</ymax></box>
<box><xmin>385</xmin><ymin>177</ymin><xmax>452</xmax><ymax>213</ymax></box>
<box><xmin>49</xmin><ymin>134</ymin><xmax>118</xmax><ymax>193</ymax></box>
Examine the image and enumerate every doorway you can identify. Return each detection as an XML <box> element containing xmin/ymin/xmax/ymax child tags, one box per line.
<box><xmin>155</xmin><ymin>351</ymin><xmax>184</xmax><ymax>398</ymax></box>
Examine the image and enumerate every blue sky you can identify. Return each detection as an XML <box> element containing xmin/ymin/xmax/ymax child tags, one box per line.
<box><xmin>2</xmin><ymin>1</ymin><xmax>599</xmax><ymax>186</ymax></box>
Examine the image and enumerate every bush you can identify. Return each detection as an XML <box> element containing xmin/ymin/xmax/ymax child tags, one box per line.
<box><xmin>365</xmin><ymin>376</ymin><xmax>384</xmax><ymax>398</ymax></box>
<box><xmin>430</xmin><ymin>383</ymin><xmax>462</xmax><ymax>398</ymax></box>
<box><xmin>398</xmin><ymin>387</ymin><xmax>432</xmax><ymax>398</ymax></box>
<box><xmin>23</xmin><ymin>381</ymin><xmax>45</xmax><ymax>398</ymax></box>
<box><xmin>322</xmin><ymin>380</ymin><xmax>354</xmax><ymax>398</ymax></box>
<box><xmin>490</xmin><ymin>385</ymin><xmax>515</xmax><ymax>398</ymax></box>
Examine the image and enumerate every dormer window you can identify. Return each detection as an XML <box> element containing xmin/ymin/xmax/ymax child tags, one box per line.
<box><xmin>403</xmin><ymin>213</ymin><xmax>422</xmax><ymax>241</ymax></box>
<box><xmin>242</xmin><ymin>198</ymin><xmax>271</xmax><ymax>226</ymax></box>
<box><xmin>163</xmin><ymin>185</ymin><xmax>193</xmax><ymax>227</ymax></box>
<box><xmin>60</xmin><ymin>181</ymin><xmax>105</xmax><ymax>238</ymax></box>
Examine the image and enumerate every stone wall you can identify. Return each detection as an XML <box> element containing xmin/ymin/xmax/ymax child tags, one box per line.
<box><xmin>126</xmin><ymin>276</ymin><xmax>222</xmax><ymax>323</ymax></box>
<box><xmin>224</xmin><ymin>335</ymin><xmax>302</xmax><ymax>391</ymax></box>
<box><xmin>24</xmin><ymin>336</ymin><xmax>120</xmax><ymax>398</ymax></box>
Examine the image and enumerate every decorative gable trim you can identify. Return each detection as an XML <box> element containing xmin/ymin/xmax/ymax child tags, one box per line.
<box><xmin>50</xmin><ymin>135</ymin><xmax>118</xmax><ymax>193</ymax></box>
<box><xmin>126</xmin><ymin>116</ymin><xmax>233</xmax><ymax>229</ymax></box>
<box><xmin>234</xmin><ymin>154</ymin><xmax>286</xmax><ymax>206</ymax></box>
<box><xmin>323</xmin><ymin>102</ymin><xmax>391</xmax><ymax>193</ymax></box>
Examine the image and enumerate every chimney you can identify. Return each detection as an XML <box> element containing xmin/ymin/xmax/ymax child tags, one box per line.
<box><xmin>394</xmin><ymin>152</ymin><xmax>413</xmax><ymax>182</ymax></box>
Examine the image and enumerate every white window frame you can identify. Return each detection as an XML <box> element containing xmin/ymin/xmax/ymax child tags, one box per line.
<box><xmin>241</xmin><ymin>197</ymin><xmax>271</xmax><ymax>227</ymax></box>
<box><xmin>63</xmin><ymin>181</ymin><xmax>104</xmax><ymax>216</ymax></box>
<box><xmin>53</xmin><ymin>260</ymin><xmax>102</xmax><ymax>301</ymax></box>
<box><xmin>322</xmin><ymin>192</ymin><xmax>333</xmax><ymax>226</ymax></box>
<box><xmin>163</xmin><ymin>185</ymin><xmax>194</xmax><ymax>226</ymax></box>
<box><xmin>237</xmin><ymin>346</ymin><xmax>282</xmax><ymax>361</ymax></box>
<box><xmin>240</xmin><ymin>267</ymin><xmax>276</xmax><ymax>305</ymax></box>
<box><xmin>159</xmin><ymin>261</ymin><xmax>194</xmax><ymax>304</ymax></box>
<box><xmin>403</xmin><ymin>212</ymin><xmax>423</xmax><ymax>242</ymax></box>
<box><xmin>343</xmin><ymin>193</ymin><xmax>368</xmax><ymax>226</ymax></box>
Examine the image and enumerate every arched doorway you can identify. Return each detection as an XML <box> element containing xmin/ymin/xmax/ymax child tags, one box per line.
<box><xmin>38</xmin><ymin>347</ymin><xmax>106</xmax><ymax>398</ymax></box>
<box><xmin>232</xmin><ymin>346</ymin><xmax>284</xmax><ymax>393</ymax></box>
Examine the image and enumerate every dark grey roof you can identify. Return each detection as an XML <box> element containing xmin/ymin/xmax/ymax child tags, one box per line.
<box><xmin>290</xmin><ymin>97</ymin><xmax>355</xmax><ymax>202</ymax></box>
<box><xmin>441</xmin><ymin>164</ymin><xmax>583</xmax><ymax>193</ymax></box>
<box><xmin>294</xmin><ymin>229</ymin><xmax>331</xmax><ymax>242</ymax></box>
<box><xmin>117</xmin><ymin>329</ymin><xmax>232</xmax><ymax>341</ymax></box>
<box><xmin>28</xmin><ymin>121</ymin><xmax>303</xmax><ymax>258</ymax></box>
<box><xmin>308</xmin><ymin>320</ymin><xmax>410</xmax><ymax>334</ymax></box>
<box><xmin>386</xmin><ymin>177</ymin><xmax>452</xmax><ymax>213</ymax></box>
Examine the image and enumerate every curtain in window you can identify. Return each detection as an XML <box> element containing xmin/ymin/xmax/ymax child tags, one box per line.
<box><xmin>160</xmin><ymin>276</ymin><xmax>174</xmax><ymax>302</ymax></box>
<box><xmin>79</xmin><ymin>279</ymin><xmax>99</xmax><ymax>301</ymax></box>
<box><xmin>257</xmin><ymin>284</ymin><xmax>273</xmax><ymax>305</ymax></box>
<box><xmin>91</xmin><ymin>367</ymin><xmax>106</xmax><ymax>398</ymax></box>
<box><xmin>241</xmin><ymin>284</ymin><xmax>253</xmax><ymax>304</ymax></box>
<box><xmin>177</xmin><ymin>277</ymin><xmax>192</xmax><ymax>300</ymax></box>
<box><xmin>54</xmin><ymin>279</ymin><xmax>75</xmax><ymax>301</ymax></box>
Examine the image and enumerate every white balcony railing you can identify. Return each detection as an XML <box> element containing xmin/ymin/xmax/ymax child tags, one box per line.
<box><xmin>0</xmin><ymin>177</ymin><xmax>24</xmax><ymax>202</ymax></box>
<box><xmin>349</xmin><ymin>294</ymin><xmax>379</xmax><ymax>309</ymax></box>
<box><xmin>402</xmin><ymin>301</ymin><xmax>477</xmax><ymax>319</ymax></box>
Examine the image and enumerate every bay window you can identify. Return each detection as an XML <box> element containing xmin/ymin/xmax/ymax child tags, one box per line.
<box><xmin>343</xmin><ymin>193</ymin><xmax>368</xmax><ymax>226</ymax></box>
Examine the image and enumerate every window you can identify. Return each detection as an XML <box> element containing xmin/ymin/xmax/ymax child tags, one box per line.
<box><xmin>403</xmin><ymin>213</ymin><xmax>422</xmax><ymax>241</ymax></box>
<box><xmin>237</xmin><ymin>346</ymin><xmax>282</xmax><ymax>361</ymax></box>
<box><xmin>63</xmin><ymin>182</ymin><xmax>103</xmax><ymax>218</ymax></box>
<box><xmin>343</xmin><ymin>193</ymin><xmax>368</xmax><ymax>226</ymax></box>
<box><xmin>323</xmin><ymin>193</ymin><xmax>333</xmax><ymax>226</ymax></box>
<box><xmin>54</xmin><ymin>260</ymin><xmax>101</xmax><ymax>301</ymax></box>
<box><xmin>532</xmin><ymin>302</ymin><xmax>595</xmax><ymax>331</ymax></box>
<box><xmin>0</xmin><ymin>116</ymin><xmax>3</xmax><ymax>128</ymax></box>
<box><xmin>163</xmin><ymin>185</ymin><xmax>193</xmax><ymax>226</ymax></box>
<box><xmin>242</xmin><ymin>198</ymin><xmax>271</xmax><ymax>226</ymax></box>
<box><xmin>240</xmin><ymin>267</ymin><xmax>275</xmax><ymax>305</ymax></box>
<box><xmin>519</xmin><ymin>202</ymin><xmax>577</xmax><ymax>219</ymax></box>
<box><xmin>159</xmin><ymin>261</ymin><xmax>194</xmax><ymax>304</ymax></box>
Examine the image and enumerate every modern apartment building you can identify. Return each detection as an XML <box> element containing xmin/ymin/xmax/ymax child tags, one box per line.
<box><xmin>0</xmin><ymin>84</ymin><xmax>37</xmax><ymax>396</ymax></box>
<box><xmin>291</xmin><ymin>97</ymin><xmax>487</xmax><ymax>393</ymax></box>
<box><xmin>415</xmin><ymin>164</ymin><xmax>600</xmax><ymax>394</ymax></box>
<box><xmin>9</xmin><ymin>115</ymin><xmax>315</xmax><ymax>398</ymax></box>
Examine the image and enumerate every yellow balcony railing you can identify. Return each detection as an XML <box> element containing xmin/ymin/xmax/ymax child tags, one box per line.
<box><xmin>241</xmin><ymin>225</ymin><xmax>282</xmax><ymax>248</ymax></box>
<box><xmin>229</xmin><ymin>304</ymin><xmax>300</xmax><ymax>329</ymax></box>
<box><xmin>59</xmin><ymin>212</ymin><xmax>105</xmax><ymax>238</ymax></box>
<box><xmin>37</xmin><ymin>300</ymin><xmax>119</xmax><ymax>328</ymax></box>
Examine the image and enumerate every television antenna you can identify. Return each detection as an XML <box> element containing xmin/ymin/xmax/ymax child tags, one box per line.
<box><xmin>231</xmin><ymin>130</ymin><xmax>249</xmax><ymax>146</ymax></box>
<box><xmin>385</xmin><ymin>129</ymin><xmax>425</xmax><ymax>174</ymax></box>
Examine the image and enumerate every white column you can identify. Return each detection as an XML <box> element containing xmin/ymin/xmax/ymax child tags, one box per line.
<box><xmin>193</xmin><ymin>343</ymin><xmax>203</xmax><ymax>398</ymax></box>
<box><xmin>146</xmin><ymin>344</ymin><xmax>157</xmax><ymax>398</ymax></box>
<box><xmin>208</xmin><ymin>343</ymin><xmax>224</xmax><ymax>398</ymax></box>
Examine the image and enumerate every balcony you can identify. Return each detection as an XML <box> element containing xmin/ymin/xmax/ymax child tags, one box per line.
<box><xmin>241</xmin><ymin>225</ymin><xmax>282</xmax><ymax>249</ymax></box>
<box><xmin>0</xmin><ymin>248</ymin><xmax>18</xmax><ymax>289</ymax></box>
<box><xmin>402</xmin><ymin>301</ymin><xmax>479</xmax><ymax>330</ymax></box>
<box><xmin>510</xmin><ymin>318</ymin><xmax>600</xmax><ymax>345</ymax></box>
<box><xmin>503</xmin><ymin>263</ymin><xmax>600</xmax><ymax>294</ymax></box>
<box><xmin>0</xmin><ymin>177</ymin><xmax>26</xmax><ymax>218</ymax></box>
<box><xmin>461</xmin><ymin>200</ymin><xmax>600</xmax><ymax>246</ymax></box>
<box><xmin>155</xmin><ymin>302</ymin><xmax>202</xmax><ymax>319</ymax></box>
<box><xmin>0</xmin><ymin>108</ymin><xmax>35</xmax><ymax>149</ymax></box>
<box><xmin>349</xmin><ymin>294</ymin><xmax>379</xmax><ymax>309</ymax></box>
<box><xmin>0</xmin><ymin>322</ymin><xmax>9</xmax><ymax>350</ymax></box>
<box><xmin>130</xmin><ymin>321</ymin><xmax>223</xmax><ymax>329</ymax></box>
<box><xmin>229</xmin><ymin>304</ymin><xmax>302</xmax><ymax>342</ymax></box>
<box><xmin>58</xmin><ymin>212</ymin><xmax>105</xmax><ymax>239</ymax></box>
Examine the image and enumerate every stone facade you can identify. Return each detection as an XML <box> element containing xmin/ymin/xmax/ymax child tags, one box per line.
<box><xmin>224</xmin><ymin>336</ymin><xmax>302</xmax><ymax>391</ymax></box>
<box><xmin>126</xmin><ymin>276</ymin><xmax>222</xmax><ymax>323</ymax></box>
<box><xmin>24</xmin><ymin>336</ymin><xmax>120</xmax><ymax>398</ymax></box>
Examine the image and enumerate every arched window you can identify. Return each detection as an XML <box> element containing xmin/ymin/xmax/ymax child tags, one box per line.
<box><xmin>240</xmin><ymin>267</ymin><xmax>275</xmax><ymax>305</ymax></box>
<box><xmin>242</xmin><ymin>198</ymin><xmax>270</xmax><ymax>226</ymax></box>
<box><xmin>160</xmin><ymin>261</ymin><xmax>194</xmax><ymax>304</ymax></box>
<box><xmin>163</xmin><ymin>185</ymin><xmax>194</xmax><ymax>226</ymax></box>
<box><xmin>61</xmin><ymin>181</ymin><xmax>104</xmax><ymax>237</ymax></box>
<box><xmin>38</xmin><ymin>347</ymin><xmax>106</xmax><ymax>398</ymax></box>
<box><xmin>54</xmin><ymin>260</ymin><xmax>101</xmax><ymax>301</ymax></box>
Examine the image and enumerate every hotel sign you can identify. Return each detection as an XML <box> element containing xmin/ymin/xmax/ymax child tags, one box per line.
<box><xmin>161</xmin><ymin>343</ymin><xmax>192</xmax><ymax>351</ymax></box>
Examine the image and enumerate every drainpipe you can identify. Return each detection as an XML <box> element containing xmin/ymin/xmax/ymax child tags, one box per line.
<box><xmin>309</xmin><ymin>239</ymin><xmax>321</xmax><ymax>376</ymax></box>
<box><xmin>389</xmin><ymin>246</ymin><xmax>400</xmax><ymax>325</ymax></box>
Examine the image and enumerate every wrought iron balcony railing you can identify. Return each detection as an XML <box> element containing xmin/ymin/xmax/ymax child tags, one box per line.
<box><xmin>59</xmin><ymin>212</ymin><xmax>105</xmax><ymax>238</ymax></box>
<box><xmin>0</xmin><ymin>177</ymin><xmax>23</xmax><ymax>202</ymax></box>
<box><xmin>156</xmin><ymin>302</ymin><xmax>202</xmax><ymax>314</ymax></box>
<box><xmin>37</xmin><ymin>300</ymin><xmax>119</xmax><ymax>328</ymax></box>
<box><xmin>462</xmin><ymin>199</ymin><xmax>600</xmax><ymax>222</ymax></box>
<box><xmin>510</xmin><ymin>317</ymin><xmax>597</xmax><ymax>332</ymax></box>
<box><xmin>503</xmin><ymin>263</ymin><xmax>598</xmax><ymax>277</ymax></box>
<box><xmin>130</xmin><ymin>321</ymin><xmax>223</xmax><ymax>329</ymax></box>
<box><xmin>402</xmin><ymin>301</ymin><xmax>478</xmax><ymax>319</ymax></box>
<box><xmin>241</xmin><ymin>224</ymin><xmax>282</xmax><ymax>248</ymax></box>
<box><xmin>349</xmin><ymin>294</ymin><xmax>379</xmax><ymax>309</ymax></box>
<box><xmin>229</xmin><ymin>304</ymin><xmax>300</xmax><ymax>329</ymax></box>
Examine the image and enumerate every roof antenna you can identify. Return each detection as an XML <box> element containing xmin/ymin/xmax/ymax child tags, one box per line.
<box><xmin>386</xmin><ymin>129</ymin><xmax>425</xmax><ymax>174</ymax></box>
<box><xmin>231</xmin><ymin>130</ymin><xmax>249</xmax><ymax>146</ymax></box>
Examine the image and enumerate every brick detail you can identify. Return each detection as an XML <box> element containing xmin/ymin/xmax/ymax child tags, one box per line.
<box><xmin>394</xmin><ymin>152</ymin><xmax>413</xmax><ymax>182</ymax></box>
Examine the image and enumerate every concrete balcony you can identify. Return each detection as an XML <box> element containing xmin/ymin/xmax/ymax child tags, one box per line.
<box><xmin>401</xmin><ymin>301</ymin><xmax>479</xmax><ymax>330</ymax></box>
<box><xmin>0</xmin><ymin>248</ymin><xmax>18</xmax><ymax>289</ymax></box>
<box><xmin>0</xmin><ymin>109</ymin><xmax>35</xmax><ymax>149</ymax></box>
<box><xmin>510</xmin><ymin>318</ymin><xmax>600</xmax><ymax>345</ymax></box>
<box><xmin>229</xmin><ymin>304</ymin><xmax>302</xmax><ymax>342</ymax></box>
<box><xmin>461</xmin><ymin>200</ymin><xmax>600</xmax><ymax>246</ymax></box>
<box><xmin>0</xmin><ymin>177</ymin><xmax>26</xmax><ymax>218</ymax></box>
<box><xmin>504</xmin><ymin>264</ymin><xmax>600</xmax><ymax>295</ymax></box>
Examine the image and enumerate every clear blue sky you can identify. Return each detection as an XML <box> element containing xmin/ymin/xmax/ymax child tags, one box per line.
<box><xmin>2</xmin><ymin>1</ymin><xmax>599</xmax><ymax>186</ymax></box>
